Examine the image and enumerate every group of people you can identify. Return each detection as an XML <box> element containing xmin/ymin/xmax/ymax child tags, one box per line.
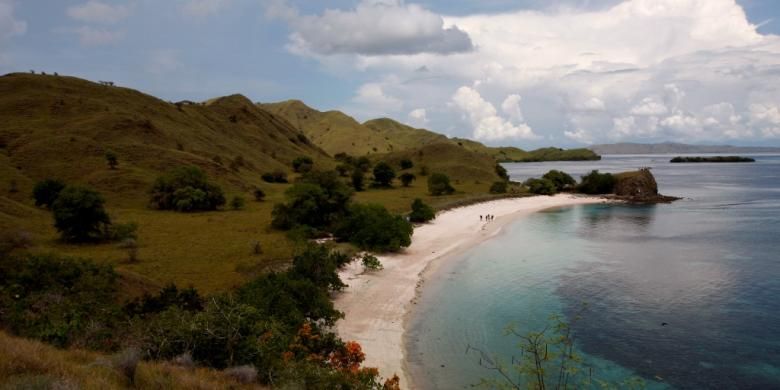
<box><xmin>480</xmin><ymin>214</ymin><xmax>495</xmax><ymax>222</ymax></box>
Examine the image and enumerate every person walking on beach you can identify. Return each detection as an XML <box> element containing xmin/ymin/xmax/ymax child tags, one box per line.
<box><xmin>480</xmin><ymin>215</ymin><xmax>483</xmax><ymax>221</ymax></box>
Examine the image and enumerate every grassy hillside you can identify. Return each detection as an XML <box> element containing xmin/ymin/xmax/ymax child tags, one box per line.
<box><xmin>259</xmin><ymin>100</ymin><xmax>394</xmax><ymax>156</ymax></box>
<box><xmin>363</xmin><ymin>117</ymin><xmax>448</xmax><ymax>150</ymax></box>
<box><xmin>0</xmin><ymin>331</ymin><xmax>265</xmax><ymax>389</ymax></box>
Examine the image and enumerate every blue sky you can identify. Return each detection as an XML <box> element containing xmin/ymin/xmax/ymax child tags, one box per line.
<box><xmin>2</xmin><ymin>0</ymin><xmax>780</xmax><ymax>147</ymax></box>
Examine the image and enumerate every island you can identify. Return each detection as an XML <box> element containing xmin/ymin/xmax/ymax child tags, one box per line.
<box><xmin>670</xmin><ymin>156</ymin><xmax>756</xmax><ymax>163</ymax></box>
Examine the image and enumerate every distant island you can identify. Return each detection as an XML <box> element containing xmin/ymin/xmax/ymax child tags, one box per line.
<box><xmin>590</xmin><ymin>142</ymin><xmax>780</xmax><ymax>155</ymax></box>
<box><xmin>670</xmin><ymin>156</ymin><xmax>756</xmax><ymax>163</ymax></box>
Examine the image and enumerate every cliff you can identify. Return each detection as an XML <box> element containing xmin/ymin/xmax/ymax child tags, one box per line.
<box><xmin>612</xmin><ymin>169</ymin><xmax>679</xmax><ymax>203</ymax></box>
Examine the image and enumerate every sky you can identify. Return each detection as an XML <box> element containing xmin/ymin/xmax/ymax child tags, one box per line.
<box><xmin>2</xmin><ymin>0</ymin><xmax>780</xmax><ymax>147</ymax></box>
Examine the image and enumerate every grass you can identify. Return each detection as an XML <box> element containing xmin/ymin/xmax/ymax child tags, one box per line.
<box><xmin>0</xmin><ymin>331</ymin><xmax>267</xmax><ymax>389</ymax></box>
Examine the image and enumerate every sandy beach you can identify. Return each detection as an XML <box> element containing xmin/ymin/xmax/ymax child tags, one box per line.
<box><xmin>333</xmin><ymin>194</ymin><xmax>610</xmax><ymax>388</ymax></box>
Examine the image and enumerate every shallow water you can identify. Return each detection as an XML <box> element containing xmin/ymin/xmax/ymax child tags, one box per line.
<box><xmin>406</xmin><ymin>155</ymin><xmax>780</xmax><ymax>389</ymax></box>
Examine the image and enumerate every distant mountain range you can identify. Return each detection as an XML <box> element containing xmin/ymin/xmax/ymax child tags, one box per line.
<box><xmin>589</xmin><ymin>142</ymin><xmax>780</xmax><ymax>155</ymax></box>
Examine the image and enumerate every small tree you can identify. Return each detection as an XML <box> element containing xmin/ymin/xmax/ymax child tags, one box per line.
<box><xmin>52</xmin><ymin>185</ymin><xmax>112</xmax><ymax>242</ymax></box>
<box><xmin>253</xmin><ymin>188</ymin><xmax>266</xmax><ymax>202</ymax></box>
<box><xmin>355</xmin><ymin>156</ymin><xmax>371</xmax><ymax>172</ymax></box>
<box><xmin>334</xmin><ymin>203</ymin><xmax>413</xmax><ymax>252</ymax></box>
<box><xmin>230</xmin><ymin>195</ymin><xmax>245</xmax><ymax>210</ymax></box>
<box><xmin>149</xmin><ymin>166</ymin><xmax>226</xmax><ymax>212</ymax></box>
<box><xmin>577</xmin><ymin>170</ymin><xmax>616</xmax><ymax>194</ymax></box>
<box><xmin>543</xmin><ymin>170</ymin><xmax>576</xmax><ymax>192</ymax></box>
<box><xmin>361</xmin><ymin>253</ymin><xmax>383</xmax><ymax>271</ymax></box>
<box><xmin>351</xmin><ymin>169</ymin><xmax>365</xmax><ymax>192</ymax></box>
<box><xmin>262</xmin><ymin>170</ymin><xmax>288</xmax><ymax>183</ymax></box>
<box><xmin>400</xmin><ymin>159</ymin><xmax>414</xmax><ymax>170</ymax></box>
<box><xmin>292</xmin><ymin>156</ymin><xmax>314</xmax><ymax>173</ymax></box>
<box><xmin>105</xmin><ymin>150</ymin><xmax>118</xmax><ymax>169</ymax></box>
<box><xmin>33</xmin><ymin>178</ymin><xmax>66</xmax><ymax>208</ymax></box>
<box><xmin>525</xmin><ymin>178</ymin><xmax>557</xmax><ymax>195</ymax></box>
<box><xmin>490</xmin><ymin>181</ymin><xmax>508</xmax><ymax>194</ymax></box>
<box><xmin>372</xmin><ymin>161</ymin><xmax>395</xmax><ymax>187</ymax></box>
<box><xmin>399</xmin><ymin>172</ymin><xmax>416</xmax><ymax>187</ymax></box>
<box><xmin>336</xmin><ymin>164</ymin><xmax>350</xmax><ymax>177</ymax></box>
<box><xmin>428</xmin><ymin>173</ymin><xmax>454</xmax><ymax>196</ymax></box>
<box><xmin>409</xmin><ymin>198</ymin><xmax>435</xmax><ymax>223</ymax></box>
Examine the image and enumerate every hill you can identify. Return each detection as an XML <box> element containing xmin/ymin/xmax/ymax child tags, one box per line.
<box><xmin>590</xmin><ymin>142</ymin><xmax>780</xmax><ymax>155</ymax></box>
<box><xmin>363</xmin><ymin>117</ymin><xmax>449</xmax><ymax>150</ymax></box>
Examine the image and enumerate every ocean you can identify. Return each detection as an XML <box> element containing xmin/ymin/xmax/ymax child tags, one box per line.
<box><xmin>406</xmin><ymin>154</ymin><xmax>780</xmax><ymax>389</ymax></box>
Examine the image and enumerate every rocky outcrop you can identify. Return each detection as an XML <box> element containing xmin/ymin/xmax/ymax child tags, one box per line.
<box><xmin>612</xmin><ymin>168</ymin><xmax>679</xmax><ymax>203</ymax></box>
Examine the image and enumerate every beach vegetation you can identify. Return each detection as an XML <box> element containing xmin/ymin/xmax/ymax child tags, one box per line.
<box><xmin>490</xmin><ymin>181</ymin><xmax>508</xmax><ymax>194</ymax></box>
<box><xmin>428</xmin><ymin>173</ymin><xmax>455</xmax><ymax>196</ymax></box>
<box><xmin>335</xmin><ymin>203</ymin><xmax>413</xmax><ymax>252</ymax></box>
<box><xmin>409</xmin><ymin>198</ymin><xmax>436</xmax><ymax>223</ymax></box>
<box><xmin>577</xmin><ymin>170</ymin><xmax>616</xmax><ymax>195</ymax></box>
<box><xmin>361</xmin><ymin>253</ymin><xmax>383</xmax><ymax>271</ymax></box>
<box><xmin>525</xmin><ymin>178</ymin><xmax>557</xmax><ymax>196</ymax></box>
<box><xmin>542</xmin><ymin>170</ymin><xmax>576</xmax><ymax>192</ymax></box>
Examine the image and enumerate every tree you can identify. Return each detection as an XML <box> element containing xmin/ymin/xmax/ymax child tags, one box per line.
<box><xmin>289</xmin><ymin>244</ymin><xmax>348</xmax><ymax>292</ymax></box>
<box><xmin>334</xmin><ymin>203</ymin><xmax>413</xmax><ymax>252</ymax></box>
<box><xmin>33</xmin><ymin>178</ymin><xmax>65</xmax><ymax>208</ymax></box>
<box><xmin>577</xmin><ymin>170</ymin><xmax>616</xmax><ymax>194</ymax></box>
<box><xmin>105</xmin><ymin>150</ymin><xmax>118</xmax><ymax>169</ymax></box>
<box><xmin>372</xmin><ymin>162</ymin><xmax>395</xmax><ymax>187</ymax></box>
<box><xmin>428</xmin><ymin>173</ymin><xmax>454</xmax><ymax>196</ymax></box>
<box><xmin>149</xmin><ymin>166</ymin><xmax>225</xmax><ymax>212</ymax></box>
<box><xmin>336</xmin><ymin>164</ymin><xmax>350</xmax><ymax>177</ymax></box>
<box><xmin>495</xmin><ymin>164</ymin><xmax>509</xmax><ymax>181</ymax></box>
<box><xmin>230</xmin><ymin>195</ymin><xmax>245</xmax><ymax>210</ymax></box>
<box><xmin>292</xmin><ymin>156</ymin><xmax>314</xmax><ymax>173</ymax></box>
<box><xmin>271</xmin><ymin>171</ymin><xmax>353</xmax><ymax>231</ymax></box>
<box><xmin>543</xmin><ymin>170</ymin><xmax>575</xmax><ymax>192</ymax></box>
<box><xmin>355</xmin><ymin>156</ymin><xmax>371</xmax><ymax>172</ymax></box>
<box><xmin>253</xmin><ymin>188</ymin><xmax>266</xmax><ymax>201</ymax></box>
<box><xmin>409</xmin><ymin>198</ymin><xmax>435</xmax><ymax>223</ymax></box>
<box><xmin>52</xmin><ymin>185</ymin><xmax>111</xmax><ymax>242</ymax></box>
<box><xmin>351</xmin><ymin>169</ymin><xmax>365</xmax><ymax>192</ymax></box>
<box><xmin>525</xmin><ymin>178</ymin><xmax>557</xmax><ymax>195</ymax></box>
<box><xmin>400</xmin><ymin>159</ymin><xmax>414</xmax><ymax>170</ymax></box>
<box><xmin>490</xmin><ymin>181</ymin><xmax>508</xmax><ymax>194</ymax></box>
<box><xmin>262</xmin><ymin>170</ymin><xmax>288</xmax><ymax>183</ymax></box>
<box><xmin>361</xmin><ymin>254</ymin><xmax>383</xmax><ymax>271</ymax></box>
<box><xmin>399</xmin><ymin>172</ymin><xmax>416</xmax><ymax>187</ymax></box>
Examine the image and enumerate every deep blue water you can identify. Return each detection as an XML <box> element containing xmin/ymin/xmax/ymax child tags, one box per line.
<box><xmin>406</xmin><ymin>155</ymin><xmax>780</xmax><ymax>389</ymax></box>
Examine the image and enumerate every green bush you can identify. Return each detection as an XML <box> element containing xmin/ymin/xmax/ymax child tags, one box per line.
<box><xmin>271</xmin><ymin>171</ymin><xmax>353</xmax><ymax>231</ymax></box>
<box><xmin>399</xmin><ymin>172</ymin><xmax>416</xmax><ymax>187</ymax></box>
<box><xmin>52</xmin><ymin>185</ymin><xmax>112</xmax><ymax>242</ymax></box>
<box><xmin>428</xmin><ymin>173</ymin><xmax>455</xmax><ymax>196</ymax></box>
<box><xmin>525</xmin><ymin>178</ymin><xmax>557</xmax><ymax>195</ymax></box>
<box><xmin>372</xmin><ymin>161</ymin><xmax>395</xmax><ymax>187</ymax></box>
<box><xmin>32</xmin><ymin>178</ymin><xmax>65</xmax><ymax>208</ymax></box>
<box><xmin>105</xmin><ymin>150</ymin><xmax>118</xmax><ymax>169</ymax></box>
<box><xmin>149</xmin><ymin>166</ymin><xmax>225</xmax><ymax>212</ymax></box>
<box><xmin>543</xmin><ymin>170</ymin><xmax>576</xmax><ymax>191</ymax></box>
<box><xmin>289</xmin><ymin>244</ymin><xmax>348</xmax><ymax>292</ymax></box>
<box><xmin>253</xmin><ymin>188</ymin><xmax>265</xmax><ymax>201</ymax></box>
<box><xmin>495</xmin><ymin>164</ymin><xmax>509</xmax><ymax>181</ymax></box>
<box><xmin>335</xmin><ymin>203</ymin><xmax>413</xmax><ymax>252</ymax></box>
<box><xmin>336</xmin><ymin>164</ymin><xmax>350</xmax><ymax>177</ymax></box>
<box><xmin>578</xmin><ymin>170</ymin><xmax>616</xmax><ymax>194</ymax></box>
<box><xmin>489</xmin><ymin>181</ymin><xmax>508</xmax><ymax>194</ymax></box>
<box><xmin>230</xmin><ymin>195</ymin><xmax>245</xmax><ymax>210</ymax></box>
<box><xmin>409</xmin><ymin>198</ymin><xmax>435</xmax><ymax>223</ymax></box>
<box><xmin>351</xmin><ymin>169</ymin><xmax>365</xmax><ymax>191</ymax></box>
<box><xmin>400</xmin><ymin>159</ymin><xmax>414</xmax><ymax>170</ymax></box>
<box><xmin>292</xmin><ymin>156</ymin><xmax>314</xmax><ymax>173</ymax></box>
<box><xmin>361</xmin><ymin>254</ymin><xmax>383</xmax><ymax>271</ymax></box>
<box><xmin>262</xmin><ymin>170</ymin><xmax>288</xmax><ymax>183</ymax></box>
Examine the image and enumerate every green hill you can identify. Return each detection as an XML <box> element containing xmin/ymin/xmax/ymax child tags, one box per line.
<box><xmin>363</xmin><ymin>117</ymin><xmax>449</xmax><ymax>150</ymax></box>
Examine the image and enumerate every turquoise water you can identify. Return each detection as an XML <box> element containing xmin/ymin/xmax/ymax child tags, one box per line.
<box><xmin>406</xmin><ymin>155</ymin><xmax>780</xmax><ymax>389</ymax></box>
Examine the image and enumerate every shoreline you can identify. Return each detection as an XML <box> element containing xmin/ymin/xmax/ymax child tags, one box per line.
<box><xmin>333</xmin><ymin>194</ymin><xmax>612</xmax><ymax>388</ymax></box>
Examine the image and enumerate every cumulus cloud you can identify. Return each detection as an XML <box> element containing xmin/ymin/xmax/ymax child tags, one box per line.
<box><xmin>353</xmin><ymin>83</ymin><xmax>403</xmax><ymax>113</ymax></box>
<box><xmin>451</xmin><ymin>86</ymin><xmax>539</xmax><ymax>141</ymax></box>
<box><xmin>0</xmin><ymin>0</ymin><xmax>26</xmax><ymax>41</ymax></box>
<box><xmin>630</xmin><ymin>97</ymin><xmax>668</xmax><ymax>116</ymax></box>
<box><xmin>270</xmin><ymin>0</ymin><xmax>473</xmax><ymax>56</ymax></box>
<box><xmin>181</xmin><ymin>0</ymin><xmax>231</xmax><ymax>17</ymax></box>
<box><xmin>408</xmin><ymin>108</ymin><xmax>428</xmax><ymax>125</ymax></box>
<box><xmin>67</xmin><ymin>1</ymin><xmax>130</xmax><ymax>24</ymax></box>
<box><xmin>72</xmin><ymin>25</ymin><xmax>123</xmax><ymax>45</ymax></box>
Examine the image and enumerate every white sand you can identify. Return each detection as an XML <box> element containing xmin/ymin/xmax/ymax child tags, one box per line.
<box><xmin>333</xmin><ymin>194</ymin><xmax>610</xmax><ymax>388</ymax></box>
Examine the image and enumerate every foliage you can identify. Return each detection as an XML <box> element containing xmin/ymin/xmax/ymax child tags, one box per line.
<box><xmin>577</xmin><ymin>170</ymin><xmax>616</xmax><ymax>195</ymax></box>
<box><xmin>105</xmin><ymin>150</ymin><xmax>118</xmax><ymax>169</ymax></box>
<box><xmin>230</xmin><ymin>195</ymin><xmax>245</xmax><ymax>210</ymax></box>
<box><xmin>542</xmin><ymin>170</ymin><xmax>576</xmax><ymax>192</ymax></box>
<box><xmin>361</xmin><ymin>253</ymin><xmax>383</xmax><ymax>271</ymax></box>
<box><xmin>32</xmin><ymin>178</ymin><xmax>65</xmax><ymax>208</ymax></box>
<box><xmin>351</xmin><ymin>169</ymin><xmax>365</xmax><ymax>191</ymax></box>
<box><xmin>409</xmin><ymin>198</ymin><xmax>435</xmax><ymax>223</ymax></box>
<box><xmin>399</xmin><ymin>172</ymin><xmax>416</xmax><ymax>187</ymax></box>
<box><xmin>52</xmin><ymin>185</ymin><xmax>112</xmax><ymax>242</ymax></box>
<box><xmin>292</xmin><ymin>156</ymin><xmax>314</xmax><ymax>173</ymax></box>
<box><xmin>334</xmin><ymin>203</ymin><xmax>412</xmax><ymax>252</ymax></box>
<box><xmin>489</xmin><ymin>181</ymin><xmax>508</xmax><ymax>194</ymax></box>
<box><xmin>271</xmin><ymin>171</ymin><xmax>353</xmax><ymax>231</ymax></box>
<box><xmin>105</xmin><ymin>222</ymin><xmax>138</xmax><ymax>241</ymax></box>
<box><xmin>149</xmin><ymin>166</ymin><xmax>226</xmax><ymax>212</ymax></box>
<box><xmin>525</xmin><ymin>178</ymin><xmax>557</xmax><ymax>195</ymax></box>
<box><xmin>372</xmin><ymin>161</ymin><xmax>396</xmax><ymax>187</ymax></box>
<box><xmin>262</xmin><ymin>170</ymin><xmax>288</xmax><ymax>183</ymax></box>
<box><xmin>336</xmin><ymin>164</ymin><xmax>351</xmax><ymax>177</ymax></box>
<box><xmin>355</xmin><ymin>156</ymin><xmax>372</xmax><ymax>172</ymax></box>
<box><xmin>253</xmin><ymin>188</ymin><xmax>265</xmax><ymax>201</ymax></box>
<box><xmin>495</xmin><ymin>164</ymin><xmax>509</xmax><ymax>181</ymax></box>
<box><xmin>289</xmin><ymin>244</ymin><xmax>348</xmax><ymax>292</ymax></box>
<box><xmin>400</xmin><ymin>158</ymin><xmax>414</xmax><ymax>170</ymax></box>
<box><xmin>428</xmin><ymin>173</ymin><xmax>455</xmax><ymax>196</ymax></box>
<box><xmin>125</xmin><ymin>283</ymin><xmax>203</xmax><ymax>318</ymax></box>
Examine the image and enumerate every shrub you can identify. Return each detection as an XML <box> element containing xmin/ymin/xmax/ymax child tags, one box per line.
<box><xmin>543</xmin><ymin>170</ymin><xmax>576</xmax><ymax>191</ymax></box>
<box><xmin>149</xmin><ymin>166</ymin><xmax>225</xmax><ymax>212</ymax></box>
<box><xmin>578</xmin><ymin>170</ymin><xmax>616</xmax><ymax>194</ymax></box>
<box><xmin>271</xmin><ymin>171</ymin><xmax>353</xmax><ymax>231</ymax></box>
<box><xmin>355</xmin><ymin>156</ymin><xmax>371</xmax><ymax>172</ymax></box>
<box><xmin>409</xmin><ymin>198</ymin><xmax>435</xmax><ymax>223</ymax></box>
<box><xmin>105</xmin><ymin>150</ymin><xmax>118</xmax><ymax>169</ymax></box>
<box><xmin>336</xmin><ymin>164</ymin><xmax>350</xmax><ymax>177</ymax></box>
<box><xmin>32</xmin><ymin>178</ymin><xmax>65</xmax><ymax>208</ymax></box>
<box><xmin>372</xmin><ymin>161</ymin><xmax>395</xmax><ymax>187</ymax></box>
<box><xmin>351</xmin><ymin>169</ymin><xmax>364</xmax><ymax>192</ymax></box>
<box><xmin>124</xmin><ymin>283</ymin><xmax>203</xmax><ymax>317</ymax></box>
<box><xmin>361</xmin><ymin>254</ymin><xmax>383</xmax><ymax>271</ymax></box>
<box><xmin>334</xmin><ymin>203</ymin><xmax>412</xmax><ymax>252</ymax></box>
<box><xmin>292</xmin><ymin>156</ymin><xmax>314</xmax><ymax>173</ymax></box>
<box><xmin>399</xmin><ymin>159</ymin><xmax>413</xmax><ymax>170</ymax></box>
<box><xmin>253</xmin><ymin>188</ymin><xmax>265</xmax><ymax>201</ymax></box>
<box><xmin>525</xmin><ymin>178</ymin><xmax>557</xmax><ymax>195</ymax></box>
<box><xmin>262</xmin><ymin>170</ymin><xmax>288</xmax><ymax>183</ymax></box>
<box><xmin>106</xmin><ymin>222</ymin><xmax>138</xmax><ymax>241</ymax></box>
<box><xmin>230</xmin><ymin>195</ymin><xmax>245</xmax><ymax>210</ymax></box>
<box><xmin>289</xmin><ymin>244</ymin><xmax>348</xmax><ymax>291</ymax></box>
<box><xmin>428</xmin><ymin>173</ymin><xmax>454</xmax><ymax>196</ymax></box>
<box><xmin>399</xmin><ymin>172</ymin><xmax>416</xmax><ymax>187</ymax></box>
<box><xmin>52</xmin><ymin>185</ymin><xmax>111</xmax><ymax>242</ymax></box>
<box><xmin>495</xmin><ymin>164</ymin><xmax>509</xmax><ymax>181</ymax></box>
<box><xmin>489</xmin><ymin>181</ymin><xmax>508</xmax><ymax>194</ymax></box>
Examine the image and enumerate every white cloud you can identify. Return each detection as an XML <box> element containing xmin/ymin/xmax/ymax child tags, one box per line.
<box><xmin>146</xmin><ymin>49</ymin><xmax>182</xmax><ymax>75</ymax></box>
<box><xmin>408</xmin><ymin>108</ymin><xmax>428</xmax><ymax>125</ymax></box>
<box><xmin>501</xmin><ymin>94</ymin><xmax>525</xmax><ymax>122</ymax></box>
<box><xmin>270</xmin><ymin>0</ymin><xmax>473</xmax><ymax>56</ymax></box>
<box><xmin>73</xmin><ymin>26</ymin><xmax>123</xmax><ymax>45</ymax></box>
<box><xmin>67</xmin><ymin>1</ymin><xmax>130</xmax><ymax>24</ymax></box>
<box><xmin>564</xmin><ymin>128</ymin><xmax>594</xmax><ymax>144</ymax></box>
<box><xmin>630</xmin><ymin>97</ymin><xmax>668</xmax><ymax>116</ymax></box>
<box><xmin>451</xmin><ymin>86</ymin><xmax>539</xmax><ymax>141</ymax></box>
<box><xmin>573</xmin><ymin>97</ymin><xmax>606</xmax><ymax>111</ymax></box>
<box><xmin>181</xmin><ymin>0</ymin><xmax>231</xmax><ymax>17</ymax></box>
<box><xmin>0</xmin><ymin>0</ymin><xmax>26</xmax><ymax>41</ymax></box>
<box><xmin>353</xmin><ymin>83</ymin><xmax>403</xmax><ymax>113</ymax></box>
